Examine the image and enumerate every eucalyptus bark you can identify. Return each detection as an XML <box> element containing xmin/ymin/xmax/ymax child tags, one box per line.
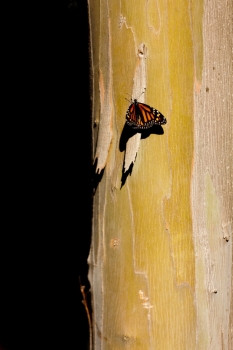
<box><xmin>87</xmin><ymin>0</ymin><xmax>233</xmax><ymax>349</ymax></box>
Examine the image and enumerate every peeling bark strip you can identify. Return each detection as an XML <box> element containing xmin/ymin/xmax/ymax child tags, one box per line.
<box><xmin>94</xmin><ymin>69</ymin><xmax>113</xmax><ymax>174</ymax></box>
<box><xmin>123</xmin><ymin>43</ymin><xmax>147</xmax><ymax>173</ymax></box>
<box><xmin>192</xmin><ymin>0</ymin><xmax>233</xmax><ymax>348</ymax></box>
<box><xmin>93</xmin><ymin>2</ymin><xmax>113</xmax><ymax>174</ymax></box>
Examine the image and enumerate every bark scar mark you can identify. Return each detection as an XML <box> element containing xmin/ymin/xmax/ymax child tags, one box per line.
<box><xmin>222</xmin><ymin>221</ymin><xmax>232</xmax><ymax>242</ymax></box>
<box><xmin>139</xmin><ymin>289</ymin><xmax>153</xmax><ymax>309</ymax></box>
<box><xmin>110</xmin><ymin>238</ymin><xmax>120</xmax><ymax>248</ymax></box>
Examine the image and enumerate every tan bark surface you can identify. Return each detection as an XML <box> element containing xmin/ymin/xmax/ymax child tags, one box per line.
<box><xmin>88</xmin><ymin>0</ymin><xmax>233</xmax><ymax>349</ymax></box>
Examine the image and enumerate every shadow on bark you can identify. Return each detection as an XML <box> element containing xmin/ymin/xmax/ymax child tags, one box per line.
<box><xmin>119</xmin><ymin>123</ymin><xmax>165</xmax><ymax>188</ymax></box>
<box><xmin>92</xmin><ymin>158</ymin><xmax>105</xmax><ymax>195</ymax></box>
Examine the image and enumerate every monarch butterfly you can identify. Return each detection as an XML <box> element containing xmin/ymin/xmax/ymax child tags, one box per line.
<box><xmin>126</xmin><ymin>99</ymin><xmax>167</xmax><ymax>129</ymax></box>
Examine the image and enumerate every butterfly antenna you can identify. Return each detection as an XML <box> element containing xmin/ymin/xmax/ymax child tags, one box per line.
<box><xmin>124</xmin><ymin>92</ymin><xmax>132</xmax><ymax>103</ymax></box>
<box><xmin>136</xmin><ymin>87</ymin><xmax>146</xmax><ymax>101</ymax></box>
<box><xmin>125</xmin><ymin>97</ymin><xmax>131</xmax><ymax>103</ymax></box>
<box><xmin>125</xmin><ymin>88</ymin><xmax>146</xmax><ymax>103</ymax></box>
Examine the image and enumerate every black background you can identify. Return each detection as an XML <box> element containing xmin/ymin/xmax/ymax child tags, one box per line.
<box><xmin>0</xmin><ymin>1</ymin><xmax>92</xmax><ymax>349</ymax></box>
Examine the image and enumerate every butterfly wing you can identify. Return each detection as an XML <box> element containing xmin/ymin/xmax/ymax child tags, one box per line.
<box><xmin>126</xmin><ymin>101</ymin><xmax>167</xmax><ymax>129</ymax></box>
<box><xmin>126</xmin><ymin>102</ymin><xmax>138</xmax><ymax>126</ymax></box>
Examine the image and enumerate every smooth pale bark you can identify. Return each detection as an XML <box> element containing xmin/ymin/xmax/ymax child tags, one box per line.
<box><xmin>88</xmin><ymin>0</ymin><xmax>233</xmax><ymax>349</ymax></box>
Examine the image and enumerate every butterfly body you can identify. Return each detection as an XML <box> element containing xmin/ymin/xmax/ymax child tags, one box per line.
<box><xmin>126</xmin><ymin>99</ymin><xmax>167</xmax><ymax>129</ymax></box>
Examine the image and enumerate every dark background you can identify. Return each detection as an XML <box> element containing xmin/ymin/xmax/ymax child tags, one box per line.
<box><xmin>0</xmin><ymin>1</ymin><xmax>92</xmax><ymax>349</ymax></box>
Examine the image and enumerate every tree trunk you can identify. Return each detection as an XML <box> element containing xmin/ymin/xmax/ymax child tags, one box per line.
<box><xmin>87</xmin><ymin>0</ymin><xmax>233</xmax><ymax>349</ymax></box>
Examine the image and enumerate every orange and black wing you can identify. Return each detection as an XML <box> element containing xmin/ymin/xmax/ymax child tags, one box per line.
<box><xmin>126</xmin><ymin>101</ymin><xmax>167</xmax><ymax>129</ymax></box>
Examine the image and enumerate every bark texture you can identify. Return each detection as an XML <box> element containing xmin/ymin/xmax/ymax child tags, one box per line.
<box><xmin>88</xmin><ymin>0</ymin><xmax>233</xmax><ymax>349</ymax></box>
